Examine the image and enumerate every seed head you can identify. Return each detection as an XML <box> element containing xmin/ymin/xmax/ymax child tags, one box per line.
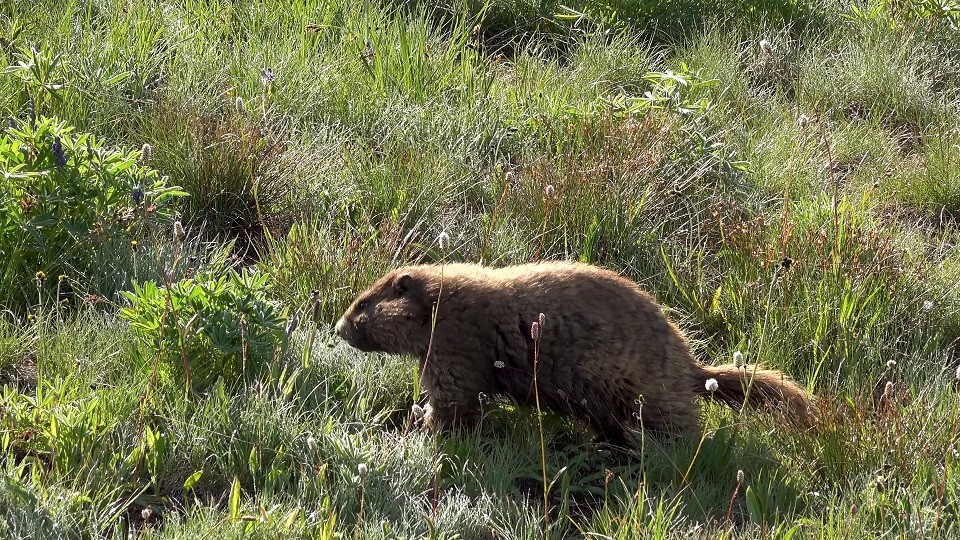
<box><xmin>141</xmin><ymin>505</ymin><xmax>153</xmax><ymax>521</ymax></box>
<box><xmin>173</xmin><ymin>221</ymin><xmax>186</xmax><ymax>242</ymax></box>
<box><xmin>357</xmin><ymin>463</ymin><xmax>368</xmax><ymax>478</ymax></box>
<box><xmin>705</xmin><ymin>378</ymin><xmax>719</xmax><ymax>393</ymax></box>
<box><xmin>923</xmin><ymin>300</ymin><xmax>934</xmax><ymax>312</ymax></box>
<box><xmin>531</xmin><ymin>321</ymin><xmax>541</xmax><ymax>342</ymax></box>
<box><xmin>886</xmin><ymin>359</ymin><xmax>896</xmax><ymax>370</ymax></box>
<box><xmin>494</xmin><ymin>360</ymin><xmax>505</xmax><ymax>369</ymax></box>
<box><xmin>733</xmin><ymin>351</ymin><xmax>745</xmax><ymax>368</ymax></box>
<box><xmin>797</xmin><ymin>114</ymin><xmax>811</xmax><ymax>127</ymax></box>
<box><xmin>285</xmin><ymin>315</ymin><xmax>300</xmax><ymax>338</ymax></box>
<box><xmin>538</xmin><ymin>312</ymin><xmax>546</xmax><ymax>327</ymax></box>
<box><xmin>505</xmin><ymin>170</ymin><xmax>516</xmax><ymax>185</ymax></box>
<box><xmin>235</xmin><ymin>96</ymin><xmax>245</xmax><ymax>112</ymax></box>
<box><xmin>883</xmin><ymin>381</ymin><xmax>894</xmax><ymax>400</ymax></box>
<box><xmin>545</xmin><ymin>184</ymin><xmax>556</xmax><ymax>198</ymax></box>
<box><xmin>759</xmin><ymin>39</ymin><xmax>774</xmax><ymax>55</ymax></box>
<box><xmin>437</xmin><ymin>231</ymin><xmax>450</xmax><ymax>251</ymax></box>
<box><xmin>306</xmin><ymin>436</ymin><xmax>318</xmax><ymax>451</ymax></box>
<box><xmin>737</xmin><ymin>469</ymin><xmax>745</xmax><ymax>484</ymax></box>
<box><xmin>956</xmin><ymin>364</ymin><xmax>960</xmax><ymax>381</ymax></box>
<box><xmin>140</xmin><ymin>143</ymin><xmax>152</xmax><ymax>164</ymax></box>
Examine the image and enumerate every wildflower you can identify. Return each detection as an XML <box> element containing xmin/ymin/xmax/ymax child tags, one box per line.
<box><xmin>412</xmin><ymin>404</ymin><xmax>425</xmax><ymax>419</ymax></box>
<box><xmin>759</xmin><ymin>39</ymin><xmax>774</xmax><ymax>55</ymax></box>
<box><xmin>883</xmin><ymin>381</ymin><xmax>894</xmax><ymax>400</ymax></box>
<box><xmin>797</xmin><ymin>114</ymin><xmax>811</xmax><ymax>127</ymax></box>
<box><xmin>140</xmin><ymin>143</ymin><xmax>152</xmax><ymax>164</ymax></box>
<box><xmin>141</xmin><ymin>505</ymin><xmax>153</xmax><ymax>521</ymax></box>
<box><xmin>58</xmin><ymin>274</ymin><xmax>67</xmax><ymax>282</ymax></box>
<box><xmin>733</xmin><ymin>351</ymin><xmax>745</xmax><ymax>368</ymax></box>
<box><xmin>260</xmin><ymin>67</ymin><xmax>276</xmax><ymax>85</ymax></box>
<box><xmin>306</xmin><ymin>435</ymin><xmax>318</xmax><ymax>451</ymax></box>
<box><xmin>437</xmin><ymin>231</ymin><xmax>450</xmax><ymax>251</ymax></box>
<box><xmin>737</xmin><ymin>470</ymin><xmax>745</xmax><ymax>484</ymax></box>
<box><xmin>705</xmin><ymin>378</ymin><xmax>719</xmax><ymax>393</ymax></box>
<box><xmin>923</xmin><ymin>300</ymin><xmax>934</xmax><ymax>312</ymax></box>
<box><xmin>131</xmin><ymin>186</ymin><xmax>144</xmax><ymax>204</ymax></box>
<box><xmin>955</xmin><ymin>363</ymin><xmax>960</xmax><ymax>381</ymax></box>
<box><xmin>538</xmin><ymin>313</ymin><xmax>545</xmax><ymax>327</ymax></box>
<box><xmin>362</xmin><ymin>40</ymin><xmax>375</xmax><ymax>63</ymax></box>
<box><xmin>545</xmin><ymin>184</ymin><xmax>556</xmax><ymax>198</ymax></box>
<box><xmin>357</xmin><ymin>463</ymin><xmax>368</xmax><ymax>478</ymax></box>
<box><xmin>886</xmin><ymin>359</ymin><xmax>896</xmax><ymax>370</ymax></box>
<box><xmin>505</xmin><ymin>170</ymin><xmax>516</xmax><ymax>185</ymax></box>
<box><xmin>604</xmin><ymin>469</ymin><xmax>614</xmax><ymax>485</ymax></box>
<box><xmin>494</xmin><ymin>360</ymin><xmax>505</xmax><ymax>369</ymax></box>
<box><xmin>531</xmin><ymin>321</ymin><xmax>541</xmax><ymax>342</ymax></box>
<box><xmin>173</xmin><ymin>221</ymin><xmax>186</xmax><ymax>242</ymax></box>
<box><xmin>52</xmin><ymin>137</ymin><xmax>66</xmax><ymax>167</ymax></box>
<box><xmin>130</xmin><ymin>239</ymin><xmax>138</xmax><ymax>248</ymax></box>
<box><xmin>35</xmin><ymin>270</ymin><xmax>46</xmax><ymax>281</ymax></box>
<box><xmin>235</xmin><ymin>96</ymin><xmax>245</xmax><ymax>112</ymax></box>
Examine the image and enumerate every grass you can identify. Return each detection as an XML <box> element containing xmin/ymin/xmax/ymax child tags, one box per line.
<box><xmin>2</xmin><ymin>0</ymin><xmax>960</xmax><ymax>537</ymax></box>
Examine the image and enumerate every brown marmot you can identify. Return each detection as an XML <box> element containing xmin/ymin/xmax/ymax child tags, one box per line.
<box><xmin>335</xmin><ymin>261</ymin><xmax>816</xmax><ymax>442</ymax></box>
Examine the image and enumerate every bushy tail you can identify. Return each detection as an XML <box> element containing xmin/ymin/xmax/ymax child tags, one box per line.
<box><xmin>694</xmin><ymin>364</ymin><xmax>818</xmax><ymax>427</ymax></box>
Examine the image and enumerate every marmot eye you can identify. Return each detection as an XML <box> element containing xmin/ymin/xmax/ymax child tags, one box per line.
<box><xmin>358</xmin><ymin>301</ymin><xmax>369</xmax><ymax>310</ymax></box>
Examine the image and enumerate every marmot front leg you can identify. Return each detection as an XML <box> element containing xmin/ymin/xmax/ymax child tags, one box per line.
<box><xmin>419</xmin><ymin>359</ymin><xmax>489</xmax><ymax>432</ymax></box>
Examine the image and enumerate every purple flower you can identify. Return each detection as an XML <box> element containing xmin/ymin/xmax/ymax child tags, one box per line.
<box><xmin>260</xmin><ymin>68</ymin><xmax>276</xmax><ymax>85</ymax></box>
<box><xmin>52</xmin><ymin>137</ymin><xmax>66</xmax><ymax>167</ymax></box>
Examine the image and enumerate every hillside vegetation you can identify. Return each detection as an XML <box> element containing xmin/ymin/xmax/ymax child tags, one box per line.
<box><xmin>2</xmin><ymin>0</ymin><xmax>960</xmax><ymax>538</ymax></box>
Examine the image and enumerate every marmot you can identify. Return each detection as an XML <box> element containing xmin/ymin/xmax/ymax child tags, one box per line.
<box><xmin>335</xmin><ymin>261</ymin><xmax>816</xmax><ymax>442</ymax></box>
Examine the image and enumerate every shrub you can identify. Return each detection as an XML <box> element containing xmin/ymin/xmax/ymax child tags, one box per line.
<box><xmin>119</xmin><ymin>269</ymin><xmax>288</xmax><ymax>390</ymax></box>
<box><xmin>0</xmin><ymin>116</ymin><xmax>185</xmax><ymax>310</ymax></box>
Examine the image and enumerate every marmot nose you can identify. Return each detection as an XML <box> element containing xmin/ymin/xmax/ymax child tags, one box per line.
<box><xmin>334</xmin><ymin>317</ymin><xmax>349</xmax><ymax>339</ymax></box>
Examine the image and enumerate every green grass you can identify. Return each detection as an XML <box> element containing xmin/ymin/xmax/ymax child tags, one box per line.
<box><xmin>2</xmin><ymin>0</ymin><xmax>960</xmax><ymax>538</ymax></box>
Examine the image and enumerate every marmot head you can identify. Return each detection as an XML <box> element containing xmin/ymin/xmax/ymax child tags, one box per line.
<box><xmin>335</xmin><ymin>268</ymin><xmax>436</xmax><ymax>356</ymax></box>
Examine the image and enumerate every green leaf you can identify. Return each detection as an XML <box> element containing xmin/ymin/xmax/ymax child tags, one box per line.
<box><xmin>183</xmin><ymin>470</ymin><xmax>203</xmax><ymax>491</ymax></box>
<box><xmin>228</xmin><ymin>476</ymin><xmax>241</xmax><ymax>519</ymax></box>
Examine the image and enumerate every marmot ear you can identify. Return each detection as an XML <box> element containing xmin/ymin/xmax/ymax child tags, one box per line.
<box><xmin>394</xmin><ymin>273</ymin><xmax>415</xmax><ymax>296</ymax></box>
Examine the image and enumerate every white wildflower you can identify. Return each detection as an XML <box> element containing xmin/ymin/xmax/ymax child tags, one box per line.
<box><xmin>412</xmin><ymin>403</ymin><xmax>425</xmax><ymax>419</ymax></box>
<box><xmin>705</xmin><ymin>378</ymin><xmax>719</xmax><ymax>393</ymax></box>
<box><xmin>437</xmin><ymin>231</ymin><xmax>450</xmax><ymax>251</ymax></box>
<box><xmin>494</xmin><ymin>360</ymin><xmax>505</xmax><ymax>369</ymax></box>
<box><xmin>545</xmin><ymin>184</ymin><xmax>555</xmax><ymax>198</ymax></box>
<box><xmin>737</xmin><ymin>470</ymin><xmax>745</xmax><ymax>484</ymax></box>
<box><xmin>357</xmin><ymin>463</ymin><xmax>368</xmax><ymax>478</ymax></box>
<box><xmin>886</xmin><ymin>360</ymin><xmax>896</xmax><ymax>370</ymax></box>
<box><xmin>306</xmin><ymin>436</ymin><xmax>318</xmax><ymax>451</ymax></box>
<box><xmin>759</xmin><ymin>39</ymin><xmax>774</xmax><ymax>55</ymax></box>
<box><xmin>797</xmin><ymin>114</ymin><xmax>811</xmax><ymax>127</ymax></box>
<box><xmin>733</xmin><ymin>351</ymin><xmax>745</xmax><ymax>368</ymax></box>
<box><xmin>923</xmin><ymin>300</ymin><xmax>934</xmax><ymax>312</ymax></box>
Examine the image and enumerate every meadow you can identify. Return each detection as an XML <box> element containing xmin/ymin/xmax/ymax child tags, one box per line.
<box><xmin>2</xmin><ymin>0</ymin><xmax>960</xmax><ymax>537</ymax></box>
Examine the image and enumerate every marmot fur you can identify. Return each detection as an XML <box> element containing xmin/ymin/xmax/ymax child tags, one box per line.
<box><xmin>335</xmin><ymin>261</ymin><xmax>816</xmax><ymax>441</ymax></box>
